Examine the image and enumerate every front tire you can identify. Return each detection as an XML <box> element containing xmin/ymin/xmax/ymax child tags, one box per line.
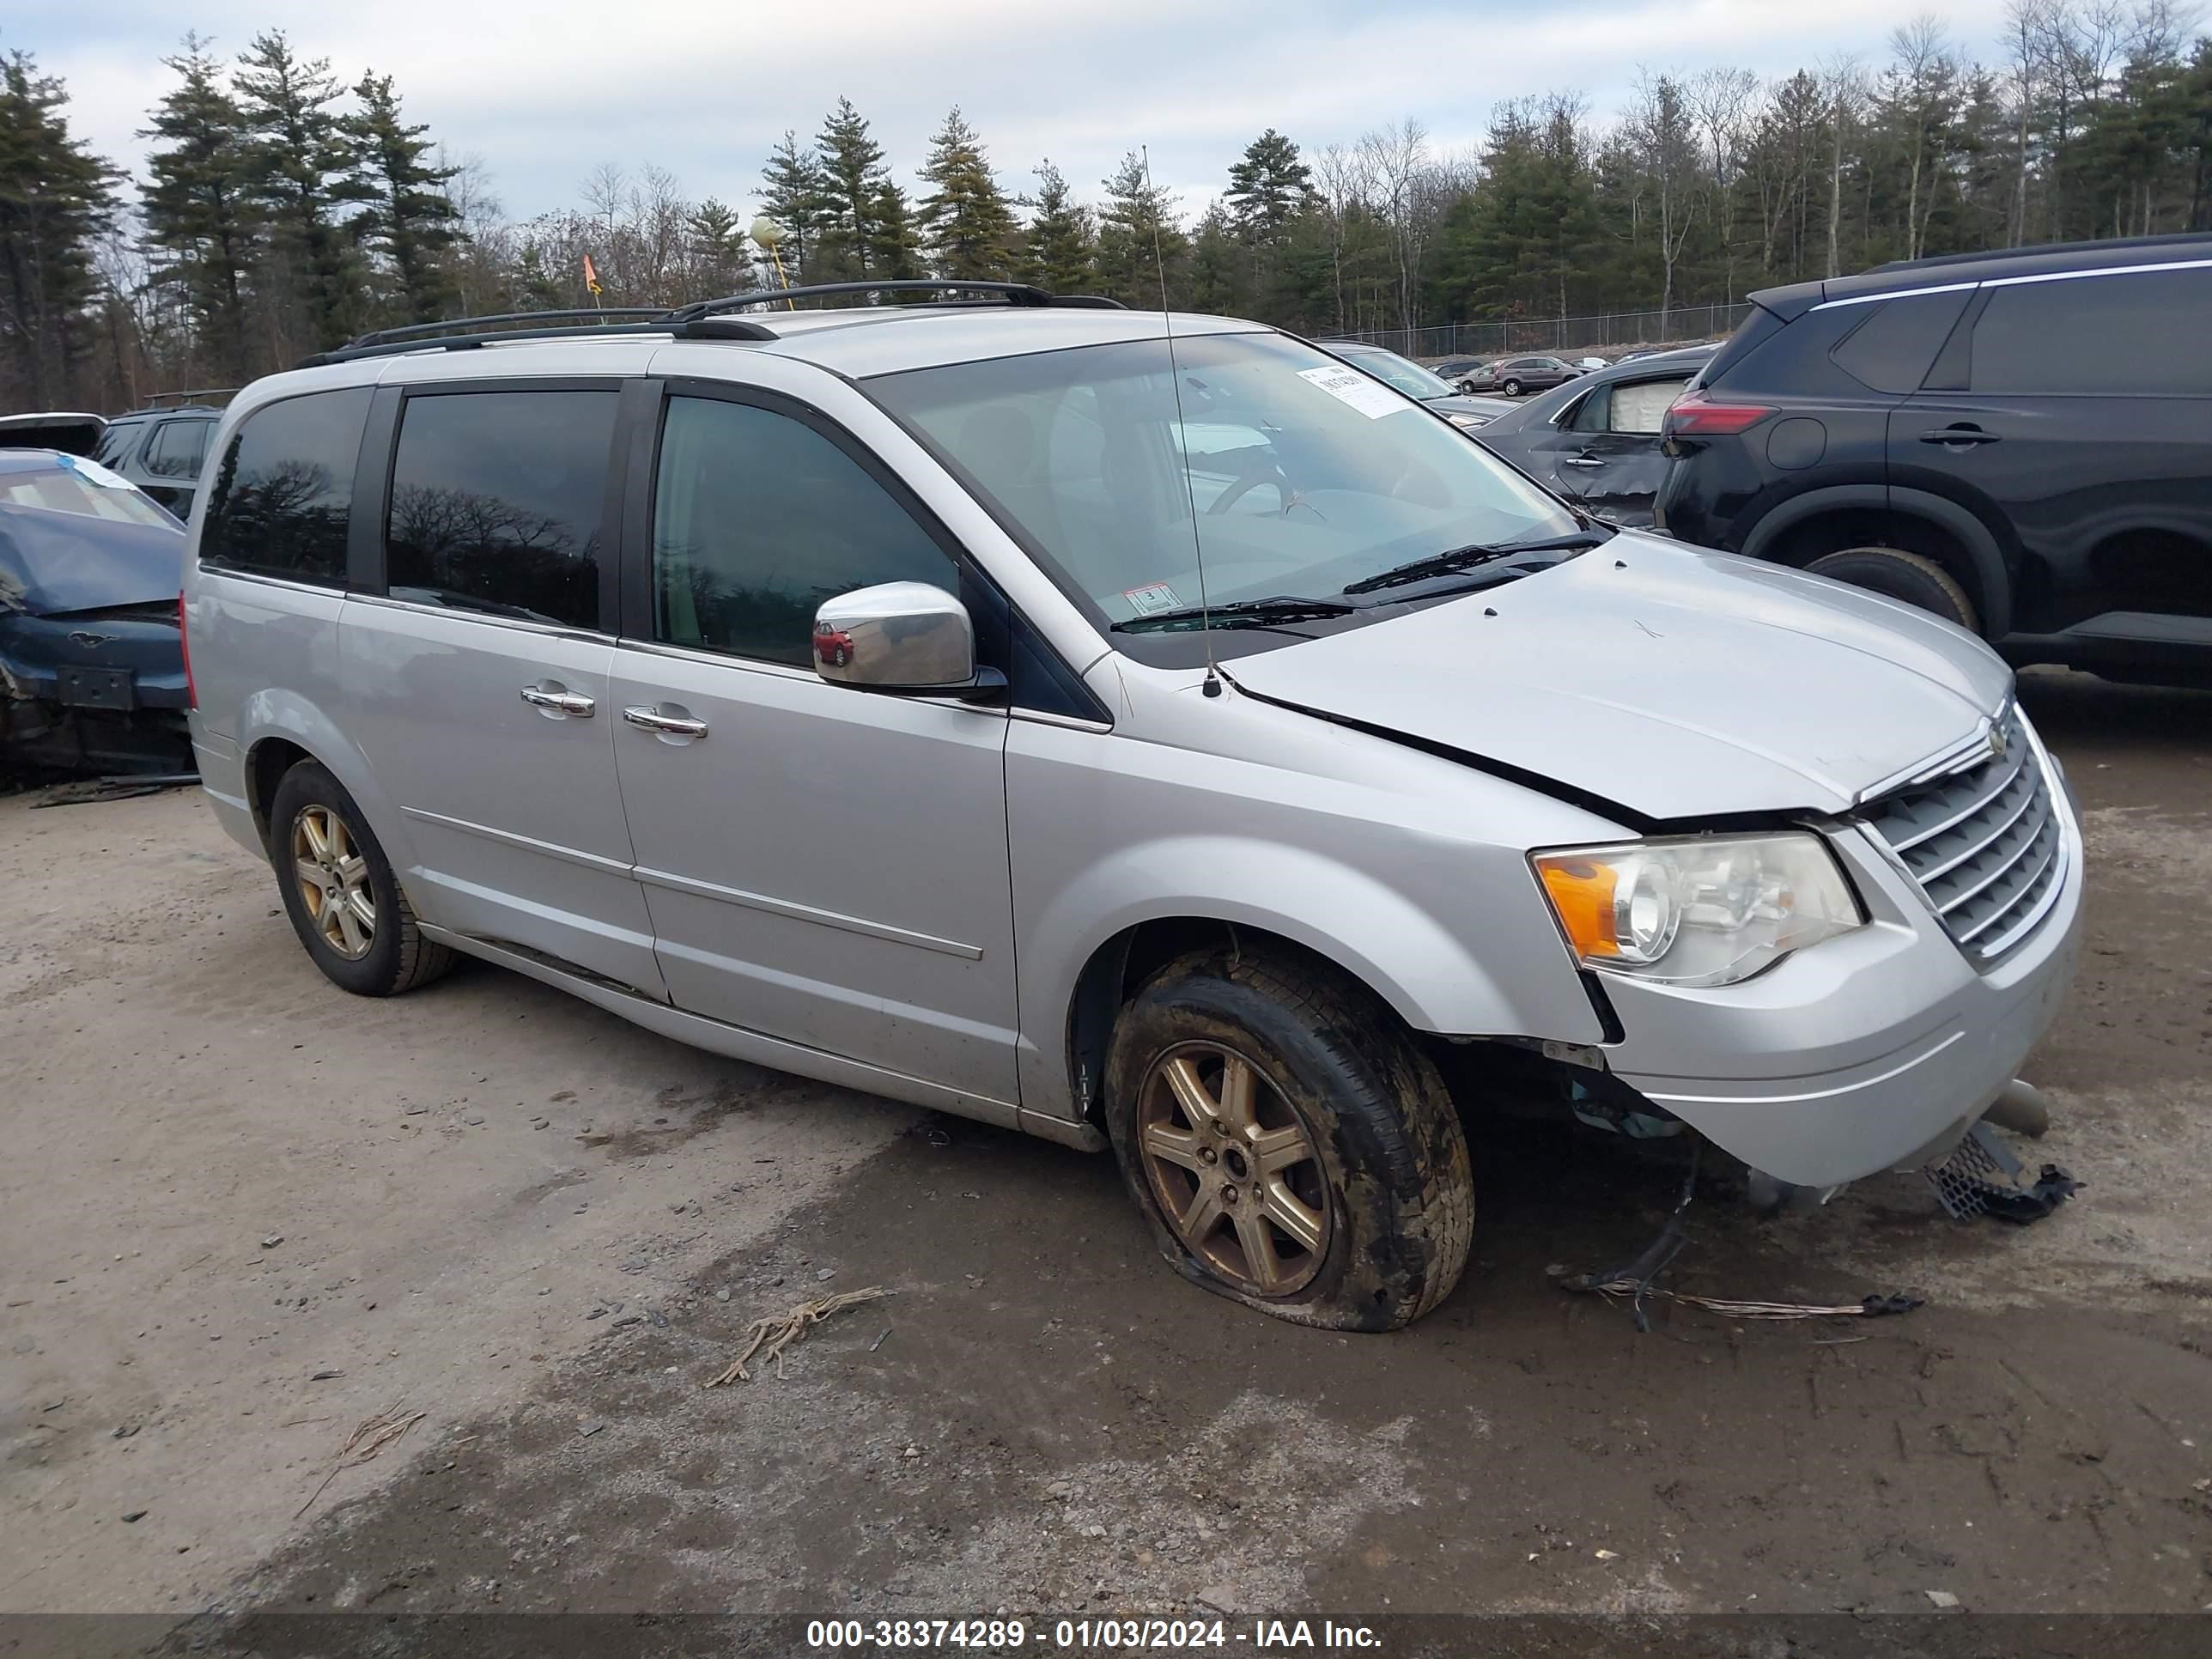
<box><xmin>1808</xmin><ymin>546</ymin><xmax>1979</xmax><ymax>633</ymax></box>
<box><xmin>1502</xmin><ymin>378</ymin><xmax>1524</xmax><ymax>397</ymax></box>
<box><xmin>268</xmin><ymin>760</ymin><xmax>453</xmax><ymax>997</ymax></box>
<box><xmin>1103</xmin><ymin>949</ymin><xmax>1474</xmax><ymax>1332</ymax></box>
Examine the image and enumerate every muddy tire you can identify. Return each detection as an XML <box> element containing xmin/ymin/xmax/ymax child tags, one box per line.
<box><xmin>1103</xmin><ymin>948</ymin><xmax>1474</xmax><ymax>1332</ymax></box>
<box><xmin>1808</xmin><ymin>546</ymin><xmax>1979</xmax><ymax>633</ymax></box>
<box><xmin>268</xmin><ymin>760</ymin><xmax>453</xmax><ymax>998</ymax></box>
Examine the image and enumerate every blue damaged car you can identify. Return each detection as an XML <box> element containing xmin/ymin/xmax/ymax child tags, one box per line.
<box><xmin>0</xmin><ymin>448</ymin><xmax>191</xmax><ymax>775</ymax></box>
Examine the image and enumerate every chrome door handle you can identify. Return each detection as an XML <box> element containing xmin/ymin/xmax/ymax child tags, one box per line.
<box><xmin>520</xmin><ymin>686</ymin><xmax>595</xmax><ymax>716</ymax></box>
<box><xmin>623</xmin><ymin>706</ymin><xmax>708</xmax><ymax>738</ymax></box>
<box><xmin>1562</xmin><ymin>455</ymin><xmax>1607</xmax><ymax>468</ymax></box>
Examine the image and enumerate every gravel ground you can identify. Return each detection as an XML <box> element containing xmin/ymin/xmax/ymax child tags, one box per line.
<box><xmin>3</xmin><ymin>667</ymin><xmax>2209</xmax><ymax>1648</ymax></box>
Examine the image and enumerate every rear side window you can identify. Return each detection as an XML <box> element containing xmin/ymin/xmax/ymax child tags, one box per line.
<box><xmin>1972</xmin><ymin>267</ymin><xmax>2212</xmax><ymax>395</ymax></box>
<box><xmin>201</xmin><ymin>389</ymin><xmax>371</xmax><ymax>585</ymax></box>
<box><xmin>652</xmin><ymin>394</ymin><xmax>958</xmax><ymax>667</ymax></box>
<box><xmin>92</xmin><ymin>422</ymin><xmax>143</xmax><ymax>467</ymax></box>
<box><xmin>1829</xmin><ymin>290</ymin><xmax>1972</xmax><ymax>393</ymax></box>
<box><xmin>386</xmin><ymin>390</ymin><xmax>617</xmax><ymax>630</ymax></box>
<box><xmin>143</xmin><ymin>418</ymin><xmax>211</xmax><ymax>479</ymax></box>
<box><xmin>1569</xmin><ymin>377</ymin><xmax>1690</xmax><ymax>434</ymax></box>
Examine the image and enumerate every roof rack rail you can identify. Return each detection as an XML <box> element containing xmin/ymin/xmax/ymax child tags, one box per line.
<box><xmin>666</xmin><ymin>278</ymin><xmax>1125</xmax><ymax>322</ymax></box>
<box><xmin>343</xmin><ymin>307</ymin><xmax>668</xmax><ymax>350</ymax></box>
<box><xmin>293</xmin><ymin>281</ymin><xmax>1127</xmax><ymax>369</ymax></box>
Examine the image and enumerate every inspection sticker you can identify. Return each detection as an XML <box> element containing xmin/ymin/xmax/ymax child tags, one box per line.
<box><xmin>1121</xmin><ymin>582</ymin><xmax>1182</xmax><ymax>616</ymax></box>
<box><xmin>1296</xmin><ymin>363</ymin><xmax>1407</xmax><ymax>420</ymax></box>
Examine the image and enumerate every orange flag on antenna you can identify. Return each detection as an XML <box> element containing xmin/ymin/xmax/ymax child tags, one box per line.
<box><xmin>582</xmin><ymin>253</ymin><xmax>603</xmax><ymax>295</ymax></box>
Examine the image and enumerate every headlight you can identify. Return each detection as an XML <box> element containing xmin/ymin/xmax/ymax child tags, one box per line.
<box><xmin>1532</xmin><ymin>833</ymin><xmax>1863</xmax><ymax>988</ymax></box>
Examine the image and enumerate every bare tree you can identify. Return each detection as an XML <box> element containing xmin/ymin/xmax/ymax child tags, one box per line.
<box><xmin>1358</xmin><ymin>119</ymin><xmax>1431</xmax><ymax>330</ymax></box>
<box><xmin>1690</xmin><ymin>67</ymin><xmax>1757</xmax><ymax>297</ymax></box>
<box><xmin>1819</xmin><ymin>56</ymin><xmax>1867</xmax><ymax>276</ymax></box>
<box><xmin>1626</xmin><ymin>70</ymin><xmax>1705</xmax><ymax>318</ymax></box>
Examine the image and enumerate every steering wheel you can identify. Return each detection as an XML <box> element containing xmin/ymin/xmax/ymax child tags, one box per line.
<box><xmin>1206</xmin><ymin>460</ymin><xmax>1292</xmax><ymax>517</ymax></box>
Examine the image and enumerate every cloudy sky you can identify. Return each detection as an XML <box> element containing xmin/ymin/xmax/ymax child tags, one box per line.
<box><xmin>20</xmin><ymin>1</ymin><xmax>2019</xmax><ymax>222</ymax></box>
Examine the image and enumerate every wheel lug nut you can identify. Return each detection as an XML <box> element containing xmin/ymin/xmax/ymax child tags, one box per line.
<box><xmin>1199</xmin><ymin>1147</ymin><xmax>1218</xmax><ymax>1164</ymax></box>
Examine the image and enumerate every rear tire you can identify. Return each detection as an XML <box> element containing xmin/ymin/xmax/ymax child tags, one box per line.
<box><xmin>268</xmin><ymin>761</ymin><xmax>453</xmax><ymax>998</ymax></box>
<box><xmin>1103</xmin><ymin>948</ymin><xmax>1474</xmax><ymax>1332</ymax></box>
<box><xmin>1808</xmin><ymin>545</ymin><xmax>1979</xmax><ymax>633</ymax></box>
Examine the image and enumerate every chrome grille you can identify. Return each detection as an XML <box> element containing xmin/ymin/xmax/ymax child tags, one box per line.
<box><xmin>1861</xmin><ymin>710</ymin><xmax>2065</xmax><ymax>963</ymax></box>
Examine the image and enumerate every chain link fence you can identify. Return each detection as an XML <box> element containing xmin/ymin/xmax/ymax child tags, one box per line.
<box><xmin>1324</xmin><ymin>302</ymin><xmax>1754</xmax><ymax>362</ymax></box>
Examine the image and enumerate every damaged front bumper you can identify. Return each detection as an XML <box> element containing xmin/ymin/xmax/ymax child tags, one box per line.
<box><xmin>0</xmin><ymin>607</ymin><xmax>192</xmax><ymax>775</ymax></box>
<box><xmin>1593</xmin><ymin>803</ymin><xmax>2085</xmax><ymax>1193</ymax></box>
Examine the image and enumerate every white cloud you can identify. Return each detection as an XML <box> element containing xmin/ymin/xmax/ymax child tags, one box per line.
<box><xmin>24</xmin><ymin>0</ymin><xmax>2020</xmax><ymax>222</ymax></box>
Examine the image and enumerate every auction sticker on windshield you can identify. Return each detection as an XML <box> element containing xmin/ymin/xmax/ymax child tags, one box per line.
<box><xmin>1296</xmin><ymin>364</ymin><xmax>1406</xmax><ymax>420</ymax></box>
<box><xmin>1121</xmin><ymin>582</ymin><xmax>1182</xmax><ymax>616</ymax></box>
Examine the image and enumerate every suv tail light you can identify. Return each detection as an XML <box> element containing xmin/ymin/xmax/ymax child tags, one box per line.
<box><xmin>1663</xmin><ymin>390</ymin><xmax>1776</xmax><ymax>436</ymax></box>
<box><xmin>179</xmin><ymin>591</ymin><xmax>197</xmax><ymax>709</ymax></box>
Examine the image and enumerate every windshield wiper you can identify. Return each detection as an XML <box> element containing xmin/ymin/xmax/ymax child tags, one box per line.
<box><xmin>1112</xmin><ymin>595</ymin><xmax>1356</xmax><ymax>634</ymax></box>
<box><xmin>1340</xmin><ymin>528</ymin><xmax>1613</xmax><ymax>595</ymax></box>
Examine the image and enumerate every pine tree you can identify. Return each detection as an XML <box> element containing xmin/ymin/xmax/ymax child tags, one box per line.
<box><xmin>1020</xmin><ymin>160</ymin><xmax>1097</xmax><ymax>292</ymax></box>
<box><xmin>1224</xmin><ymin>129</ymin><xmax>1311</xmax><ymax>242</ymax></box>
<box><xmin>1095</xmin><ymin>151</ymin><xmax>1187</xmax><ymax>308</ymax></box>
<box><xmin>869</xmin><ymin>180</ymin><xmax>926</xmax><ymax>281</ymax></box>
<box><xmin>686</xmin><ymin>197</ymin><xmax>751</xmax><ymax>297</ymax></box>
<box><xmin>0</xmin><ymin>50</ymin><xmax>118</xmax><ymax>406</ymax></box>
<box><xmin>1224</xmin><ymin>128</ymin><xmax>1313</xmax><ymax>317</ymax></box>
<box><xmin>1186</xmin><ymin>203</ymin><xmax>1243</xmax><ymax>314</ymax></box>
<box><xmin>347</xmin><ymin>71</ymin><xmax>459</xmax><ymax>326</ymax></box>
<box><xmin>812</xmin><ymin>98</ymin><xmax>889</xmax><ymax>284</ymax></box>
<box><xmin>234</xmin><ymin>30</ymin><xmax>369</xmax><ymax>350</ymax></box>
<box><xmin>140</xmin><ymin>36</ymin><xmax>258</xmax><ymax>382</ymax></box>
<box><xmin>757</xmin><ymin>130</ymin><xmax>826</xmax><ymax>280</ymax></box>
<box><xmin>917</xmin><ymin>106</ymin><xmax>1017</xmax><ymax>280</ymax></box>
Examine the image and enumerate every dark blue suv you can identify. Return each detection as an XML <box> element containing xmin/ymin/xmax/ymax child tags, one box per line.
<box><xmin>1656</xmin><ymin>235</ymin><xmax>2212</xmax><ymax>687</ymax></box>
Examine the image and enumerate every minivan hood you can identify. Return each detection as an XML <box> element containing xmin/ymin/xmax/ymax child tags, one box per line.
<box><xmin>1221</xmin><ymin>534</ymin><xmax>2013</xmax><ymax>823</ymax></box>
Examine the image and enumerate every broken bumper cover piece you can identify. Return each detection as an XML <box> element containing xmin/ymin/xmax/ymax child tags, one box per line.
<box><xmin>1594</xmin><ymin>810</ymin><xmax>2085</xmax><ymax>1191</ymax></box>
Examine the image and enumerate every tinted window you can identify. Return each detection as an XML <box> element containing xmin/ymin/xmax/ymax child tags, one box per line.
<box><xmin>1830</xmin><ymin>290</ymin><xmax>1972</xmax><ymax>393</ymax></box>
<box><xmin>653</xmin><ymin>395</ymin><xmax>958</xmax><ymax>667</ymax></box>
<box><xmin>143</xmin><ymin>418</ymin><xmax>211</xmax><ymax>478</ymax></box>
<box><xmin>93</xmin><ymin>421</ymin><xmax>143</xmax><ymax>468</ymax></box>
<box><xmin>386</xmin><ymin>391</ymin><xmax>616</xmax><ymax>629</ymax></box>
<box><xmin>202</xmin><ymin>389</ymin><xmax>370</xmax><ymax>584</ymax></box>
<box><xmin>1972</xmin><ymin>267</ymin><xmax>2212</xmax><ymax>395</ymax></box>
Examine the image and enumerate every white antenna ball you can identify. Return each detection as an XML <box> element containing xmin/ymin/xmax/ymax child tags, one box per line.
<box><xmin>750</xmin><ymin>216</ymin><xmax>786</xmax><ymax>250</ymax></box>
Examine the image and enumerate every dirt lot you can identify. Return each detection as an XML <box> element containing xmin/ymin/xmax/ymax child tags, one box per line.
<box><xmin>4</xmin><ymin>669</ymin><xmax>2210</xmax><ymax>1647</ymax></box>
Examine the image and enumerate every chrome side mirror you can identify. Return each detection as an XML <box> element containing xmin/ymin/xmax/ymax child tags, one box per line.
<box><xmin>812</xmin><ymin>581</ymin><xmax>997</xmax><ymax>698</ymax></box>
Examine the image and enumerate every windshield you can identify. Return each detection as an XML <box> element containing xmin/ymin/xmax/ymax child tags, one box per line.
<box><xmin>0</xmin><ymin>462</ymin><xmax>177</xmax><ymax>529</ymax></box>
<box><xmin>1336</xmin><ymin>345</ymin><xmax>1456</xmax><ymax>401</ymax></box>
<box><xmin>867</xmin><ymin>331</ymin><xmax>1578</xmax><ymax>657</ymax></box>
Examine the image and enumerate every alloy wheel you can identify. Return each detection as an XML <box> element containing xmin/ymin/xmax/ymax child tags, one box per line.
<box><xmin>1135</xmin><ymin>1042</ymin><xmax>1332</xmax><ymax>1297</ymax></box>
<box><xmin>291</xmin><ymin>805</ymin><xmax>376</xmax><ymax>961</ymax></box>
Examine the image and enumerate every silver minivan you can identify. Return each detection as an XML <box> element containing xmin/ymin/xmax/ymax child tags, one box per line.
<box><xmin>182</xmin><ymin>286</ymin><xmax>2083</xmax><ymax>1331</ymax></box>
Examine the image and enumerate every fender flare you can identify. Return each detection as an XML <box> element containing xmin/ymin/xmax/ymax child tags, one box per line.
<box><xmin>1741</xmin><ymin>483</ymin><xmax>2014</xmax><ymax>640</ymax></box>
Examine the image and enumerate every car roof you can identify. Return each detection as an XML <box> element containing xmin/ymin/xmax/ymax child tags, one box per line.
<box><xmin>222</xmin><ymin>304</ymin><xmax>1274</xmax><ymax>421</ymax></box>
<box><xmin>1751</xmin><ymin>232</ymin><xmax>2212</xmax><ymax>318</ymax></box>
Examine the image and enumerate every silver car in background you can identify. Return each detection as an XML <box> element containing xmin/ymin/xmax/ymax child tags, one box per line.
<box><xmin>181</xmin><ymin>287</ymin><xmax>2082</xmax><ymax>1331</ymax></box>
